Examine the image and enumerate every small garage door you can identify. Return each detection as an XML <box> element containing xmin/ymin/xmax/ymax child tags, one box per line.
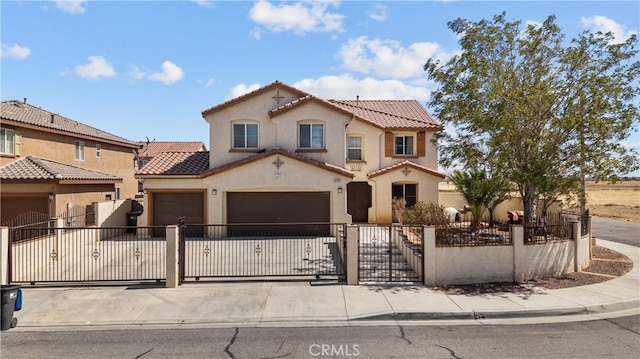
<box><xmin>1</xmin><ymin>196</ymin><xmax>49</xmax><ymax>225</ymax></box>
<box><xmin>152</xmin><ymin>192</ymin><xmax>204</xmax><ymax>237</ymax></box>
<box><xmin>227</xmin><ymin>192</ymin><xmax>330</xmax><ymax>236</ymax></box>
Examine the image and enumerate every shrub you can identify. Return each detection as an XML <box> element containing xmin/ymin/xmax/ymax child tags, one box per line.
<box><xmin>400</xmin><ymin>202</ymin><xmax>450</xmax><ymax>226</ymax></box>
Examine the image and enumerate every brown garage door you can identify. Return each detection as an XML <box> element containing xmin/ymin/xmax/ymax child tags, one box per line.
<box><xmin>152</xmin><ymin>192</ymin><xmax>204</xmax><ymax>237</ymax></box>
<box><xmin>1</xmin><ymin>196</ymin><xmax>49</xmax><ymax>225</ymax></box>
<box><xmin>227</xmin><ymin>192</ymin><xmax>330</xmax><ymax>236</ymax></box>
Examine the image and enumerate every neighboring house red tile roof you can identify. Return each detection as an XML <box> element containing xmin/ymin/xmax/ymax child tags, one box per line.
<box><xmin>0</xmin><ymin>100</ymin><xmax>139</xmax><ymax>148</ymax></box>
<box><xmin>136</xmin><ymin>151</ymin><xmax>210</xmax><ymax>176</ymax></box>
<box><xmin>0</xmin><ymin>156</ymin><xmax>123</xmax><ymax>182</ymax></box>
<box><xmin>368</xmin><ymin>160</ymin><xmax>445</xmax><ymax>179</ymax></box>
<box><xmin>138</xmin><ymin>141</ymin><xmax>207</xmax><ymax>159</ymax></box>
<box><xmin>200</xmin><ymin>148</ymin><xmax>354</xmax><ymax>178</ymax></box>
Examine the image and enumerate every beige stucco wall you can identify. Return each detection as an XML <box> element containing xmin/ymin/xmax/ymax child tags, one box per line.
<box><xmin>0</xmin><ymin>126</ymin><xmax>138</xmax><ymax>200</ymax></box>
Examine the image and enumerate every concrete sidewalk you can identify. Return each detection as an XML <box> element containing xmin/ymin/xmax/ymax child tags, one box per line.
<box><xmin>8</xmin><ymin>239</ymin><xmax>639</xmax><ymax>331</ymax></box>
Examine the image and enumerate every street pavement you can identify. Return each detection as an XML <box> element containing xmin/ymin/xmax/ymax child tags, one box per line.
<box><xmin>6</xmin><ymin>239</ymin><xmax>639</xmax><ymax>331</ymax></box>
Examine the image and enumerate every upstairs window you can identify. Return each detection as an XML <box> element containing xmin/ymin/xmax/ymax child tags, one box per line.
<box><xmin>96</xmin><ymin>144</ymin><xmax>101</xmax><ymax>158</ymax></box>
<box><xmin>233</xmin><ymin>123</ymin><xmax>258</xmax><ymax>149</ymax></box>
<box><xmin>347</xmin><ymin>135</ymin><xmax>363</xmax><ymax>160</ymax></box>
<box><xmin>394</xmin><ymin>135</ymin><xmax>414</xmax><ymax>156</ymax></box>
<box><xmin>299</xmin><ymin>123</ymin><xmax>324</xmax><ymax>149</ymax></box>
<box><xmin>75</xmin><ymin>141</ymin><xmax>85</xmax><ymax>161</ymax></box>
<box><xmin>0</xmin><ymin>128</ymin><xmax>15</xmax><ymax>155</ymax></box>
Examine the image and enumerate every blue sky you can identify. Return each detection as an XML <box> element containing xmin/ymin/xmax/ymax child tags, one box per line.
<box><xmin>2</xmin><ymin>1</ymin><xmax>639</xmax><ymax>173</ymax></box>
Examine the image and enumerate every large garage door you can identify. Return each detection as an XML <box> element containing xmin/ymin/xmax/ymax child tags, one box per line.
<box><xmin>1</xmin><ymin>196</ymin><xmax>49</xmax><ymax>225</ymax></box>
<box><xmin>152</xmin><ymin>192</ymin><xmax>204</xmax><ymax>237</ymax></box>
<box><xmin>227</xmin><ymin>192</ymin><xmax>330</xmax><ymax>236</ymax></box>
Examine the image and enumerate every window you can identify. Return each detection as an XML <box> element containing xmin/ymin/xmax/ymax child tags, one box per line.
<box><xmin>392</xmin><ymin>183</ymin><xmax>417</xmax><ymax>208</ymax></box>
<box><xmin>138</xmin><ymin>159</ymin><xmax>149</xmax><ymax>169</ymax></box>
<box><xmin>394</xmin><ymin>135</ymin><xmax>414</xmax><ymax>156</ymax></box>
<box><xmin>233</xmin><ymin>123</ymin><xmax>259</xmax><ymax>149</ymax></box>
<box><xmin>0</xmin><ymin>128</ymin><xmax>15</xmax><ymax>155</ymax></box>
<box><xmin>299</xmin><ymin>123</ymin><xmax>324</xmax><ymax>149</ymax></box>
<box><xmin>115</xmin><ymin>187</ymin><xmax>121</xmax><ymax>200</ymax></box>
<box><xmin>96</xmin><ymin>144</ymin><xmax>101</xmax><ymax>158</ymax></box>
<box><xmin>75</xmin><ymin>141</ymin><xmax>85</xmax><ymax>160</ymax></box>
<box><xmin>347</xmin><ymin>135</ymin><xmax>362</xmax><ymax>160</ymax></box>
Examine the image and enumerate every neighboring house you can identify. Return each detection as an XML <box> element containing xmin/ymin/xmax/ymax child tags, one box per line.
<box><xmin>136</xmin><ymin>81</ymin><xmax>445</xmax><ymax>228</ymax></box>
<box><xmin>0</xmin><ymin>99</ymin><xmax>140</xmax><ymax>224</ymax></box>
<box><xmin>136</xmin><ymin>141</ymin><xmax>207</xmax><ymax>169</ymax></box>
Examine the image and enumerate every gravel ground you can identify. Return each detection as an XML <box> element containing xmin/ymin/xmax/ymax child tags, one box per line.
<box><xmin>431</xmin><ymin>245</ymin><xmax>633</xmax><ymax>295</ymax></box>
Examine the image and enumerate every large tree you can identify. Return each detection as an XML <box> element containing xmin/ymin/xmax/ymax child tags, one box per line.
<box><xmin>425</xmin><ymin>13</ymin><xmax>639</xmax><ymax>226</ymax></box>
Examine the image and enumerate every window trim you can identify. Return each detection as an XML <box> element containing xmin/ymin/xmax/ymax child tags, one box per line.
<box><xmin>232</xmin><ymin>122</ymin><xmax>259</xmax><ymax>150</ymax></box>
<box><xmin>75</xmin><ymin>140</ymin><xmax>85</xmax><ymax>161</ymax></box>
<box><xmin>298</xmin><ymin>122</ymin><xmax>325</xmax><ymax>150</ymax></box>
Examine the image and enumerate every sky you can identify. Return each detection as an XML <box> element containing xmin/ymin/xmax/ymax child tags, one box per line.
<box><xmin>1</xmin><ymin>0</ymin><xmax>639</xmax><ymax>174</ymax></box>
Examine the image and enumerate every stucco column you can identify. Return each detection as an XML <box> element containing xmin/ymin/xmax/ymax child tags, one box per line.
<box><xmin>423</xmin><ymin>226</ymin><xmax>436</xmax><ymax>286</ymax></box>
<box><xmin>166</xmin><ymin>225</ymin><xmax>180</xmax><ymax>288</ymax></box>
<box><xmin>512</xmin><ymin>225</ymin><xmax>524</xmax><ymax>282</ymax></box>
<box><xmin>346</xmin><ymin>225</ymin><xmax>359</xmax><ymax>285</ymax></box>
<box><xmin>1</xmin><ymin>227</ymin><xmax>9</xmax><ymax>285</ymax></box>
<box><xmin>572</xmin><ymin>221</ymin><xmax>585</xmax><ymax>272</ymax></box>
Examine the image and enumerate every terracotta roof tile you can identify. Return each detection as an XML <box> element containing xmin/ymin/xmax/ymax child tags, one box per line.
<box><xmin>0</xmin><ymin>156</ymin><xmax>122</xmax><ymax>182</ymax></box>
<box><xmin>136</xmin><ymin>151</ymin><xmax>210</xmax><ymax>176</ymax></box>
<box><xmin>1</xmin><ymin>100</ymin><xmax>139</xmax><ymax>148</ymax></box>
<box><xmin>329</xmin><ymin>99</ymin><xmax>442</xmax><ymax>130</ymax></box>
<box><xmin>138</xmin><ymin>141</ymin><xmax>207</xmax><ymax>159</ymax></box>
<box><xmin>368</xmin><ymin>160</ymin><xmax>445</xmax><ymax>179</ymax></box>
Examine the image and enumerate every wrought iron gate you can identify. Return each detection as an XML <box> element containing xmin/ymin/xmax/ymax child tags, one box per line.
<box><xmin>358</xmin><ymin>225</ymin><xmax>423</xmax><ymax>283</ymax></box>
<box><xmin>179</xmin><ymin>223</ymin><xmax>346</xmax><ymax>281</ymax></box>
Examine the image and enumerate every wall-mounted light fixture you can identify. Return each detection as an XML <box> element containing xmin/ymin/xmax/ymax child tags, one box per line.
<box><xmin>337</xmin><ymin>187</ymin><xmax>343</xmax><ymax>194</ymax></box>
<box><xmin>212</xmin><ymin>189</ymin><xmax>217</xmax><ymax>195</ymax></box>
<box><xmin>143</xmin><ymin>188</ymin><xmax>148</xmax><ymax>194</ymax></box>
<box><xmin>48</xmin><ymin>192</ymin><xmax>55</xmax><ymax>201</ymax></box>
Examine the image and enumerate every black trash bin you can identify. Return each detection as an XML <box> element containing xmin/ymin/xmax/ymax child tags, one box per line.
<box><xmin>1</xmin><ymin>285</ymin><xmax>21</xmax><ymax>331</ymax></box>
<box><xmin>126</xmin><ymin>211</ymin><xmax>141</xmax><ymax>234</ymax></box>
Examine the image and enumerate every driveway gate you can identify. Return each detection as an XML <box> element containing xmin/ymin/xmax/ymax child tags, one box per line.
<box><xmin>358</xmin><ymin>225</ymin><xmax>423</xmax><ymax>283</ymax></box>
<box><xmin>179</xmin><ymin>223</ymin><xmax>346</xmax><ymax>281</ymax></box>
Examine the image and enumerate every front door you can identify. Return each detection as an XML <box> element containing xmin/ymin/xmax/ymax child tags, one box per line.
<box><xmin>347</xmin><ymin>182</ymin><xmax>372</xmax><ymax>223</ymax></box>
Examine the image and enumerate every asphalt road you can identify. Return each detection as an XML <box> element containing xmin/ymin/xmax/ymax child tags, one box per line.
<box><xmin>591</xmin><ymin>216</ymin><xmax>640</xmax><ymax>247</ymax></box>
<box><xmin>1</xmin><ymin>316</ymin><xmax>639</xmax><ymax>358</ymax></box>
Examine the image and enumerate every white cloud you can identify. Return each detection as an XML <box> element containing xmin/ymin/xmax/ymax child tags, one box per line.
<box><xmin>191</xmin><ymin>0</ymin><xmax>215</xmax><ymax>8</ymax></box>
<box><xmin>226</xmin><ymin>83</ymin><xmax>261</xmax><ymax>99</ymax></box>
<box><xmin>368</xmin><ymin>4</ymin><xmax>387</xmax><ymax>22</ymax></box>
<box><xmin>580</xmin><ymin>16</ymin><xmax>637</xmax><ymax>44</ymax></box>
<box><xmin>0</xmin><ymin>43</ymin><xmax>31</xmax><ymax>59</ymax></box>
<box><xmin>148</xmin><ymin>61</ymin><xmax>184</xmax><ymax>85</ymax></box>
<box><xmin>293</xmin><ymin>74</ymin><xmax>431</xmax><ymax>101</ymax></box>
<box><xmin>338</xmin><ymin>36</ymin><xmax>452</xmax><ymax>79</ymax></box>
<box><xmin>127</xmin><ymin>66</ymin><xmax>146</xmax><ymax>81</ymax></box>
<box><xmin>74</xmin><ymin>56</ymin><xmax>116</xmax><ymax>79</ymax></box>
<box><xmin>53</xmin><ymin>0</ymin><xmax>87</xmax><ymax>14</ymax></box>
<box><xmin>249</xmin><ymin>0</ymin><xmax>345</xmax><ymax>35</ymax></box>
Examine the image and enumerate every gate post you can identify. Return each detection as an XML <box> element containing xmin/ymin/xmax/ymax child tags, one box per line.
<box><xmin>423</xmin><ymin>226</ymin><xmax>436</xmax><ymax>286</ymax></box>
<box><xmin>1</xmin><ymin>227</ymin><xmax>9</xmax><ymax>285</ymax></box>
<box><xmin>166</xmin><ymin>225</ymin><xmax>180</xmax><ymax>288</ymax></box>
<box><xmin>346</xmin><ymin>225</ymin><xmax>359</xmax><ymax>285</ymax></box>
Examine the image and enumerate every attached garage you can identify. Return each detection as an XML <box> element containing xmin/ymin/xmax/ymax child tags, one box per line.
<box><xmin>227</xmin><ymin>192</ymin><xmax>330</xmax><ymax>236</ymax></box>
<box><xmin>152</xmin><ymin>191</ymin><xmax>205</xmax><ymax>237</ymax></box>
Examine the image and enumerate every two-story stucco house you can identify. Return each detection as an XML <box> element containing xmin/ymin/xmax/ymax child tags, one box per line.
<box><xmin>0</xmin><ymin>99</ymin><xmax>140</xmax><ymax>224</ymax></box>
<box><xmin>136</xmin><ymin>81</ymin><xmax>445</xmax><ymax>228</ymax></box>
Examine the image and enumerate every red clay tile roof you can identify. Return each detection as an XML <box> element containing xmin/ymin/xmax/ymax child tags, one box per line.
<box><xmin>267</xmin><ymin>95</ymin><xmax>356</xmax><ymax>119</ymax></box>
<box><xmin>0</xmin><ymin>156</ymin><xmax>122</xmax><ymax>182</ymax></box>
<box><xmin>201</xmin><ymin>81</ymin><xmax>309</xmax><ymax>117</ymax></box>
<box><xmin>136</xmin><ymin>151</ymin><xmax>210</xmax><ymax>176</ymax></box>
<box><xmin>1</xmin><ymin>100</ymin><xmax>140</xmax><ymax>148</ymax></box>
<box><xmin>200</xmin><ymin>148</ymin><xmax>354</xmax><ymax>178</ymax></box>
<box><xmin>368</xmin><ymin>160</ymin><xmax>445</xmax><ymax>179</ymax></box>
<box><xmin>329</xmin><ymin>99</ymin><xmax>442</xmax><ymax>130</ymax></box>
<box><xmin>138</xmin><ymin>141</ymin><xmax>207</xmax><ymax>159</ymax></box>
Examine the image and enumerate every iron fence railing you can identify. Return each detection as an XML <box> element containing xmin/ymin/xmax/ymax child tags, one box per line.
<box><xmin>435</xmin><ymin>214</ymin><xmax>512</xmax><ymax>247</ymax></box>
<box><xmin>181</xmin><ymin>223</ymin><xmax>346</xmax><ymax>279</ymax></box>
<box><xmin>10</xmin><ymin>226</ymin><xmax>166</xmax><ymax>285</ymax></box>
<box><xmin>57</xmin><ymin>205</ymin><xmax>95</xmax><ymax>229</ymax></box>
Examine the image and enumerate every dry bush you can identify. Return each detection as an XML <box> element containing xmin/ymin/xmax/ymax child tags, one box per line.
<box><xmin>400</xmin><ymin>202</ymin><xmax>450</xmax><ymax>226</ymax></box>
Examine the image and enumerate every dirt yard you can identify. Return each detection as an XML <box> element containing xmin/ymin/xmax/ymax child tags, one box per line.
<box><xmin>582</xmin><ymin>180</ymin><xmax>640</xmax><ymax>223</ymax></box>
